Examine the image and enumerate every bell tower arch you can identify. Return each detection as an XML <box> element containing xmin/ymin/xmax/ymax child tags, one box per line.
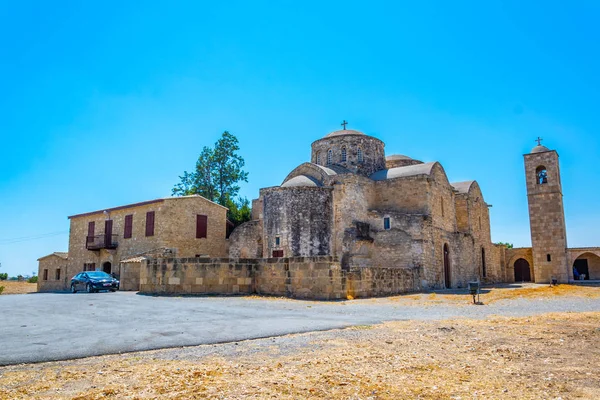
<box><xmin>524</xmin><ymin>140</ymin><xmax>569</xmax><ymax>283</ymax></box>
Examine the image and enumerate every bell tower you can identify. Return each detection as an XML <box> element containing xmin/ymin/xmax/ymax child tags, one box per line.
<box><xmin>524</xmin><ymin>139</ymin><xmax>569</xmax><ymax>283</ymax></box>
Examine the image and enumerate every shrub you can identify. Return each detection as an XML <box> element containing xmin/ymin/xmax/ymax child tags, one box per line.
<box><xmin>0</xmin><ymin>273</ymin><xmax>8</xmax><ymax>280</ymax></box>
<box><xmin>0</xmin><ymin>286</ymin><xmax>4</xmax><ymax>295</ymax></box>
<box><xmin>27</xmin><ymin>276</ymin><xmax>38</xmax><ymax>284</ymax></box>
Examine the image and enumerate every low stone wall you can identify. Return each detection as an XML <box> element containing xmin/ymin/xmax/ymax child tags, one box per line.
<box><xmin>139</xmin><ymin>256</ymin><xmax>423</xmax><ymax>300</ymax></box>
<box><xmin>140</xmin><ymin>258</ymin><xmax>255</xmax><ymax>295</ymax></box>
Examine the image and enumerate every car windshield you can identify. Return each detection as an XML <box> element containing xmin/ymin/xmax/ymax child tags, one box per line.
<box><xmin>87</xmin><ymin>271</ymin><xmax>112</xmax><ymax>279</ymax></box>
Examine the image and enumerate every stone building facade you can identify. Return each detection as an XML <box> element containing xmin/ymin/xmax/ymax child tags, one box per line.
<box><xmin>37</xmin><ymin>195</ymin><xmax>229</xmax><ymax>292</ymax></box>
<box><xmin>229</xmin><ymin>128</ymin><xmax>501</xmax><ymax>290</ymax></box>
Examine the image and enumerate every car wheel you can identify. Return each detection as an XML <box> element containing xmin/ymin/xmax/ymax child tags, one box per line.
<box><xmin>110</xmin><ymin>289</ymin><xmax>116</xmax><ymax>292</ymax></box>
<box><xmin>71</xmin><ymin>284</ymin><xmax>77</xmax><ymax>293</ymax></box>
<box><xmin>86</xmin><ymin>283</ymin><xmax>94</xmax><ymax>293</ymax></box>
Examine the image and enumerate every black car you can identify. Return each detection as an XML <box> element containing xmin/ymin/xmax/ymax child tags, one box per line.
<box><xmin>71</xmin><ymin>271</ymin><xmax>119</xmax><ymax>293</ymax></box>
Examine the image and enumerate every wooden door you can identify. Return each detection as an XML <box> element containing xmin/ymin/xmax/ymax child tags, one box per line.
<box><xmin>443</xmin><ymin>244</ymin><xmax>451</xmax><ymax>289</ymax></box>
<box><xmin>514</xmin><ymin>258</ymin><xmax>531</xmax><ymax>282</ymax></box>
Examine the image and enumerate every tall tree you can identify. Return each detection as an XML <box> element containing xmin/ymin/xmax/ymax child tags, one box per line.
<box><xmin>172</xmin><ymin>131</ymin><xmax>250</xmax><ymax>225</ymax></box>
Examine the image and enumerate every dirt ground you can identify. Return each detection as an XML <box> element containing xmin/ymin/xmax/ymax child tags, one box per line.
<box><xmin>1</xmin><ymin>310</ymin><xmax>599</xmax><ymax>399</ymax></box>
<box><xmin>0</xmin><ymin>281</ymin><xmax>36</xmax><ymax>295</ymax></box>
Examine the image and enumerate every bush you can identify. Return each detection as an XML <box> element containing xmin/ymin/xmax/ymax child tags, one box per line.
<box><xmin>27</xmin><ymin>276</ymin><xmax>38</xmax><ymax>284</ymax></box>
<box><xmin>0</xmin><ymin>273</ymin><xmax>7</xmax><ymax>280</ymax></box>
<box><xmin>0</xmin><ymin>286</ymin><xmax>4</xmax><ymax>295</ymax></box>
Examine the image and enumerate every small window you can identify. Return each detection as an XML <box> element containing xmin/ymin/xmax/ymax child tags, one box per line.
<box><xmin>272</xmin><ymin>250</ymin><xmax>284</xmax><ymax>258</ymax></box>
<box><xmin>383</xmin><ymin>217</ymin><xmax>391</xmax><ymax>230</ymax></box>
<box><xmin>316</xmin><ymin>153</ymin><xmax>320</xmax><ymax>165</ymax></box>
<box><xmin>196</xmin><ymin>214</ymin><xmax>208</xmax><ymax>238</ymax></box>
<box><xmin>145</xmin><ymin>211</ymin><xmax>155</xmax><ymax>237</ymax></box>
<box><xmin>275</xmin><ymin>236</ymin><xmax>280</xmax><ymax>246</ymax></box>
<box><xmin>547</xmin><ymin>254</ymin><xmax>552</xmax><ymax>262</ymax></box>
<box><xmin>124</xmin><ymin>214</ymin><xmax>133</xmax><ymax>239</ymax></box>
<box><xmin>83</xmin><ymin>263</ymin><xmax>96</xmax><ymax>271</ymax></box>
<box><xmin>55</xmin><ymin>268</ymin><xmax>61</xmax><ymax>280</ymax></box>
<box><xmin>441</xmin><ymin>199</ymin><xmax>444</xmax><ymax>217</ymax></box>
<box><xmin>341</xmin><ymin>147</ymin><xmax>347</xmax><ymax>162</ymax></box>
<box><xmin>43</xmin><ymin>269</ymin><xmax>48</xmax><ymax>281</ymax></box>
<box><xmin>327</xmin><ymin>149</ymin><xmax>333</xmax><ymax>165</ymax></box>
<box><xmin>536</xmin><ymin>166</ymin><xmax>548</xmax><ymax>184</ymax></box>
<box><xmin>357</xmin><ymin>147</ymin><xmax>363</xmax><ymax>162</ymax></box>
<box><xmin>479</xmin><ymin>216</ymin><xmax>482</xmax><ymax>230</ymax></box>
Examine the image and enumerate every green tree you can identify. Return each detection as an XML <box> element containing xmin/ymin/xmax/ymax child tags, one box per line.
<box><xmin>0</xmin><ymin>273</ymin><xmax>7</xmax><ymax>281</ymax></box>
<box><xmin>495</xmin><ymin>242</ymin><xmax>514</xmax><ymax>248</ymax></box>
<box><xmin>173</xmin><ymin>131</ymin><xmax>250</xmax><ymax>226</ymax></box>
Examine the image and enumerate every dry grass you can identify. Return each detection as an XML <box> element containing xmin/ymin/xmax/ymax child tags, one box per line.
<box><xmin>1</xmin><ymin>312</ymin><xmax>599</xmax><ymax>399</ymax></box>
<box><xmin>0</xmin><ymin>281</ymin><xmax>36</xmax><ymax>295</ymax></box>
<box><xmin>386</xmin><ymin>283</ymin><xmax>600</xmax><ymax>306</ymax></box>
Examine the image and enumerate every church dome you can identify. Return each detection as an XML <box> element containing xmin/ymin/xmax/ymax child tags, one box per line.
<box><xmin>324</xmin><ymin>129</ymin><xmax>365</xmax><ymax>138</ymax></box>
<box><xmin>386</xmin><ymin>154</ymin><xmax>413</xmax><ymax>161</ymax></box>
<box><xmin>531</xmin><ymin>145</ymin><xmax>550</xmax><ymax>154</ymax></box>
<box><xmin>385</xmin><ymin>154</ymin><xmax>423</xmax><ymax>169</ymax></box>
<box><xmin>281</xmin><ymin>175</ymin><xmax>323</xmax><ymax>188</ymax></box>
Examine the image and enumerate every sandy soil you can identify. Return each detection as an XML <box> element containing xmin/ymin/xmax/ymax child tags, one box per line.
<box><xmin>0</xmin><ymin>281</ymin><xmax>36</xmax><ymax>295</ymax></box>
<box><xmin>1</xmin><ymin>310</ymin><xmax>599</xmax><ymax>399</ymax></box>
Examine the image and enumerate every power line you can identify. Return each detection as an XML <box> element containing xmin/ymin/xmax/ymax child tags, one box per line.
<box><xmin>0</xmin><ymin>231</ymin><xmax>69</xmax><ymax>245</ymax></box>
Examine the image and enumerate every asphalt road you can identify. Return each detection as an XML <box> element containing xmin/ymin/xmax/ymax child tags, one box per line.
<box><xmin>1</xmin><ymin>290</ymin><xmax>599</xmax><ymax>365</ymax></box>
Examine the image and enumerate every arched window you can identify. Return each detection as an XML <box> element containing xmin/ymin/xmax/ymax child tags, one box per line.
<box><xmin>341</xmin><ymin>147</ymin><xmax>347</xmax><ymax>162</ymax></box>
<box><xmin>357</xmin><ymin>147</ymin><xmax>363</xmax><ymax>162</ymax></box>
<box><xmin>327</xmin><ymin>149</ymin><xmax>333</xmax><ymax>165</ymax></box>
<box><xmin>536</xmin><ymin>166</ymin><xmax>548</xmax><ymax>184</ymax></box>
<box><xmin>316</xmin><ymin>153</ymin><xmax>320</xmax><ymax>165</ymax></box>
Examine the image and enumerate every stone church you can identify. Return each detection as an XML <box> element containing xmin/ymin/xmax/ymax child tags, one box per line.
<box><xmin>229</xmin><ymin>127</ymin><xmax>502</xmax><ymax>290</ymax></box>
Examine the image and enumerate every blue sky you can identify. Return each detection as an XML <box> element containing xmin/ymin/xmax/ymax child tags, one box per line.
<box><xmin>1</xmin><ymin>1</ymin><xmax>599</xmax><ymax>277</ymax></box>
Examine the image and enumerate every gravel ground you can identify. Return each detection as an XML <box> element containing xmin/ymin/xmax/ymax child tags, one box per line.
<box><xmin>1</xmin><ymin>283</ymin><xmax>599</xmax><ymax>365</ymax></box>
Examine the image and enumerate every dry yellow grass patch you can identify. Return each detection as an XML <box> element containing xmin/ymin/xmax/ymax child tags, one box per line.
<box><xmin>0</xmin><ymin>281</ymin><xmax>37</xmax><ymax>295</ymax></box>
<box><xmin>1</xmin><ymin>312</ymin><xmax>599</xmax><ymax>399</ymax></box>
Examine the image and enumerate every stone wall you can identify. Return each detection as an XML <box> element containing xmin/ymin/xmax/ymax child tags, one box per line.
<box><xmin>140</xmin><ymin>258</ymin><xmax>255</xmax><ymax>295</ymax></box>
<box><xmin>139</xmin><ymin>256</ymin><xmax>423</xmax><ymax>300</ymax></box>
<box><xmin>37</xmin><ymin>255</ymin><xmax>69</xmax><ymax>292</ymax></box>
<box><xmin>262</xmin><ymin>186</ymin><xmax>333</xmax><ymax>258</ymax></box>
<box><xmin>119</xmin><ymin>261</ymin><xmax>141</xmax><ymax>291</ymax></box>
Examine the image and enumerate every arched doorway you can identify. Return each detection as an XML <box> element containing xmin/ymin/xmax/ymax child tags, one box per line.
<box><xmin>573</xmin><ymin>252</ymin><xmax>600</xmax><ymax>280</ymax></box>
<box><xmin>514</xmin><ymin>258</ymin><xmax>531</xmax><ymax>282</ymax></box>
<box><xmin>102</xmin><ymin>262</ymin><xmax>112</xmax><ymax>274</ymax></box>
<box><xmin>443</xmin><ymin>244</ymin><xmax>451</xmax><ymax>289</ymax></box>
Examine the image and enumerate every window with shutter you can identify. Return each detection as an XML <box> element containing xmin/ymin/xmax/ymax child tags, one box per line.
<box><xmin>124</xmin><ymin>214</ymin><xmax>133</xmax><ymax>238</ymax></box>
<box><xmin>272</xmin><ymin>250</ymin><xmax>284</xmax><ymax>258</ymax></box>
<box><xmin>196</xmin><ymin>215</ymin><xmax>208</xmax><ymax>238</ymax></box>
<box><xmin>43</xmin><ymin>269</ymin><xmax>48</xmax><ymax>280</ymax></box>
<box><xmin>87</xmin><ymin>221</ymin><xmax>95</xmax><ymax>247</ymax></box>
<box><xmin>146</xmin><ymin>211</ymin><xmax>155</xmax><ymax>237</ymax></box>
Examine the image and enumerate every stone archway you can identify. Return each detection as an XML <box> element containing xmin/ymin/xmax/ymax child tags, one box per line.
<box><xmin>572</xmin><ymin>252</ymin><xmax>600</xmax><ymax>280</ymax></box>
<box><xmin>514</xmin><ymin>258</ymin><xmax>531</xmax><ymax>282</ymax></box>
<box><xmin>102</xmin><ymin>261</ymin><xmax>112</xmax><ymax>274</ymax></box>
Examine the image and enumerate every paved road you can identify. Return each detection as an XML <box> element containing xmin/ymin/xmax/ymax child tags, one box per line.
<box><xmin>1</xmin><ymin>291</ymin><xmax>599</xmax><ymax>365</ymax></box>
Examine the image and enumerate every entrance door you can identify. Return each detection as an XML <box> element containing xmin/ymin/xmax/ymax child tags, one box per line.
<box><xmin>443</xmin><ymin>244</ymin><xmax>451</xmax><ymax>289</ymax></box>
<box><xmin>514</xmin><ymin>258</ymin><xmax>531</xmax><ymax>282</ymax></box>
<box><xmin>102</xmin><ymin>262</ymin><xmax>112</xmax><ymax>274</ymax></box>
<box><xmin>105</xmin><ymin>219</ymin><xmax>113</xmax><ymax>247</ymax></box>
<box><xmin>573</xmin><ymin>259</ymin><xmax>589</xmax><ymax>280</ymax></box>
